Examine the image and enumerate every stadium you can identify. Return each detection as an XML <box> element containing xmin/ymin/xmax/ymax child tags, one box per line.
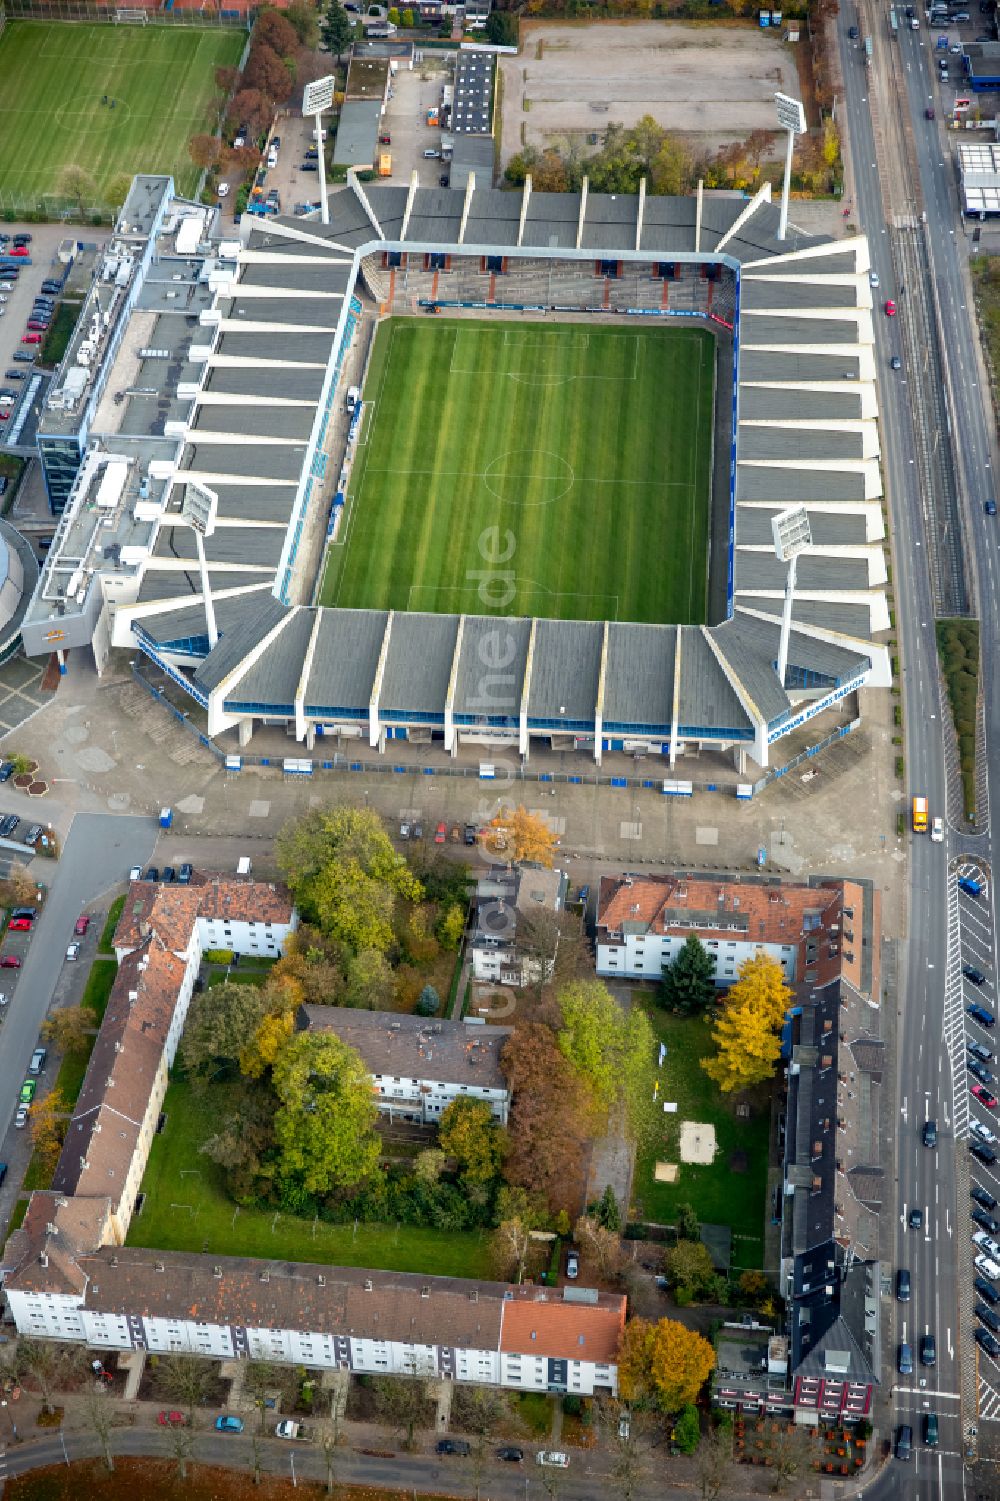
<box><xmin>22</xmin><ymin>172</ymin><xmax>890</xmax><ymax>774</ymax></box>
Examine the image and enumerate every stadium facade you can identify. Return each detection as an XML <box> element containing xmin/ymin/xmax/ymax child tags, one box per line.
<box><xmin>21</xmin><ymin>172</ymin><xmax>890</xmax><ymax>772</ymax></box>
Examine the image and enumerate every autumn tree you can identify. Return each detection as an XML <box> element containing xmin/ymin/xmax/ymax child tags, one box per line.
<box><xmin>41</xmin><ymin>1004</ymin><xmax>95</xmax><ymax>1055</ymax></box>
<box><xmin>501</xmin><ymin>1023</ymin><xmax>596</xmax><ymax>1216</ymax></box>
<box><xmin>483</xmin><ymin>805</ymin><xmax>557</xmax><ymax>866</ymax></box>
<box><xmin>0</xmin><ymin>863</ymin><xmax>38</xmax><ymax>907</ymax></box>
<box><xmin>437</xmin><ymin>903</ymin><xmax>465</xmax><ymax>952</ymax></box>
<box><xmin>277</xmin><ymin>804</ymin><xmax>423</xmax><ymax>954</ymax></box>
<box><xmin>617</xmin><ymin>1317</ymin><xmax>715</xmax><ymax>1413</ymax></box>
<box><xmin>181</xmin><ymin>981</ymin><xmax>274</xmax><ymax>1083</ymax></box>
<box><xmin>271</xmin><ymin>1031</ymin><xmax>381</xmax><ymax>1195</ymax></box>
<box><xmin>104</xmin><ymin>172</ymin><xmax>134</xmax><ymax>212</ymax></box>
<box><xmin>188</xmin><ymin>133</ymin><xmax>222</xmax><ymax>171</ymax></box>
<box><xmin>229</xmin><ymin>88</ymin><xmax>273</xmax><ymax>137</ymax></box>
<box><xmin>322</xmin><ymin>0</ymin><xmax>354</xmax><ymax>59</ymax></box>
<box><xmin>701</xmin><ymin>954</ymin><xmax>792</xmax><ymax>1094</ymax></box>
<box><xmin>29</xmin><ymin>1088</ymin><xmax>67</xmax><ymax>1177</ymax></box>
<box><xmin>243</xmin><ymin>42</ymin><xmax>294</xmax><ymax>104</ymax></box>
<box><xmin>557</xmin><ymin>981</ymin><xmax>656</xmax><ymax>1135</ymax></box>
<box><xmin>663</xmin><ymin>1240</ymin><xmax>715</xmax><ymax>1300</ymax></box>
<box><xmin>240</xmin><ymin>1004</ymin><xmax>295</xmax><ymax>1080</ymax></box>
<box><xmin>344</xmin><ymin>947</ymin><xmax>393</xmax><ymax>1009</ymax></box>
<box><xmin>286</xmin><ymin>0</ymin><xmax>321</xmax><ymax>47</ymax></box>
<box><xmin>659</xmin><ymin>935</ymin><xmax>716</xmax><ymax>1015</ymax></box>
<box><xmin>255</xmin><ymin>8</ymin><xmax>300</xmax><ymax>56</ymax></box>
<box><xmin>215</xmin><ymin>64</ymin><xmax>240</xmax><ymax>95</ymax></box>
<box><xmin>438</xmin><ymin>1097</ymin><xmax>506</xmax><ymax>1185</ymax></box>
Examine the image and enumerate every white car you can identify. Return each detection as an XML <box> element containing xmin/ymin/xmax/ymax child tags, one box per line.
<box><xmin>218</xmin><ymin>182</ymin><xmax>230</xmax><ymax>199</ymax></box>
<box><xmin>65</xmin><ymin>942</ymin><xmax>80</xmax><ymax>962</ymax></box>
<box><xmin>0</xmin><ymin>993</ymin><xmax>8</xmax><ymax>1007</ymax></box>
<box><xmin>972</xmin><ymin>1118</ymin><xmax>997</xmax><ymax>1144</ymax></box>
<box><xmin>129</xmin><ymin>865</ymin><xmax>142</xmax><ymax>881</ymax></box>
<box><xmin>537</xmin><ymin>1453</ymin><xmax>569</xmax><ymax>1468</ymax></box>
<box><xmin>14</xmin><ymin>1105</ymin><xmax>28</xmax><ymax>1129</ymax></box>
<box><xmin>869</xmin><ymin>269</ymin><xmax>880</xmax><ymax>288</ymax></box>
<box><xmin>931</xmin><ymin>817</ymin><xmax>944</xmax><ymax>843</ymax></box>
<box><xmin>974</xmin><ymin>1229</ymin><xmax>1000</xmax><ymax>1258</ymax></box>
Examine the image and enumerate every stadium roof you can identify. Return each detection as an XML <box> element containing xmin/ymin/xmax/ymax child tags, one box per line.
<box><xmin>31</xmin><ymin>174</ymin><xmax>889</xmax><ymax>764</ymax></box>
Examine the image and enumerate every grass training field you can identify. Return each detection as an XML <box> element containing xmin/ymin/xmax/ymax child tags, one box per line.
<box><xmin>0</xmin><ymin>22</ymin><xmax>244</xmax><ymax>204</ymax></box>
<box><xmin>129</xmin><ymin>1078</ymin><xmax>494</xmax><ymax>1279</ymax></box>
<box><xmin>320</xmin><ymin>318</ymin><xmax>714</xmax><ymax>623</ymax></box>
<box><xmin>634</xmin><ymin>1008</ymin><xmax>769</xmax><ymax>1270</ymax></box>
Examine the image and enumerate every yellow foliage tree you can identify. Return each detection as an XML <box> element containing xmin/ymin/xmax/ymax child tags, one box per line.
<box><xmin>483</xmin><ymin>805</ymin><xmax>557</xmax><ymax>867</ymax></box>
<box><xmin>241</xmin><ymin>1007</ymin><xmax>295</xmax><ymax>1080</ymax></box>
<box><xmin>701</xmin><ymin>953</ymin><xmax>793</xmax><ymax>1093</ymax></box>
<box><xmin>30</xmin><ymin>1088</ymin><xmax>67</xmax><ymax>1177</ymax></box>
<box><xmin>617</xmin><ymin>1316</ymin><xmax>715</xmax><ymax>1413</ymax></box>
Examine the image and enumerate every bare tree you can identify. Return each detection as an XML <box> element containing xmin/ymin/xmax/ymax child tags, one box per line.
<box><xmin>13</xmin><ymin>1339</ymin><xmax>86</xmax><ymax>1415</ymax></box>
<box><xmin>249</xmin><ymin>1430</ymin><xmax>265</xmax><ymax>1485</ymax></box>
<box><xmin>317</xmin><ymin>1382</ymin><xmax>347</xmax><ymax>1496</ymax></box>
<box><xmin>82</xmin><ymin>1383</ymin><xmax>116</xmax><ymax>1472</ymax></box>
<box><xmin>163</xmin><ymin>1415</ymin><xmax>196</xmax><ymax>1480</ymax></box>
<box><xmin>151</xmin><ymin>1353</ymin><xmax>215</xmax><ymax>1424</ymax></box>
<box><xmin>244</xmin><ymin>1359</ymin><xmax>280</xmax><ymax>1433</ymax></box>
<box><xmin>489</xmin><ymin>1214</ymin><xmax>532</xmax><ymax>1282</ymax></box>
<box><xmin>759</xmin><ymin>1422</ymin><xmax>820</xmax><ymax>1492</ymax></box>
<box><xmin>372</xmin><ymin>1373</ymin><xmax>432</xmax><ymax>1450</ymax></box>
<box><xmin>695</xmin><ymin>1423</ymin><xmax>733</xmax><ymax>1501</ymax></box>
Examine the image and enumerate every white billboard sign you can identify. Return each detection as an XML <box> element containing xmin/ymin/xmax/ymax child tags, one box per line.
<box><xmin>774</xmin><ymin>91</ymin><xmax>806</xmax><ymax>134</ymax></box>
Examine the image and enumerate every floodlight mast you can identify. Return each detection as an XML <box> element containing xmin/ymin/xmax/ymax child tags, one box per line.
<box><xmin>774</xmin><ymin>93</ymin><xmax>807</xmax><ymax>242</ymax></box>
<box><xmin>181</xmin><ymin>481</ymin><xmax>219</xmax><ymax>651</ymax></box>
<box><xmin>771</xmin><ymin>506</ymin><xmax>813</xmax><ymax>690</ymax></box>
<box><xmin>303</xmin><ymin>76</ymin><xmax>336</xmax><ymax>226</ymax></box>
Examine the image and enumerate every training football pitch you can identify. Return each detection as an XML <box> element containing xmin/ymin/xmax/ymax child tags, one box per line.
<box><xmin>319</xmin><ymin>318</ymin><xmax>715</xmax><ymax>624</ymax></box>
<box><xmin>0</xmin><ymin>22</ymin><xmax>244</xmax><ymax>204</ymax></box>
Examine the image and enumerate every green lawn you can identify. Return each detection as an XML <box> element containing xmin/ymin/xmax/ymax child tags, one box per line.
<box><xmin>81</xmin><ymin>959</ymin><xmax>118</xmax><ymax>1022</ymax></box>
<box><xmin>99</xmin><ymin>895</ymin><xmax>125</xmax><ymax>955</ymax></box>
<box><xmin>319</xmin><ymin>318</ymin><xmax>714</xmax><ymax>623</ymax></box>
<box><xmin>0</xmin><ymin>22</ymin><xmax>244</xmax><ymax>205</ymax></box>
<box><xmin>129</xmin><ymin>1077</ymin><xmax>494</xmax><ymax>1278</ymax></box>
<box><xmin>634</xmin><ymin>1008</ymin><xmax>770</xmax><ymax>1270</ymax></box>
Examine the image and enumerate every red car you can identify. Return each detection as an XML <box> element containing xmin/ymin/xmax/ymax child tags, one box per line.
<box><xmin>0</xmin><ymin>955</ymin><xmax>21</xmax><ymax>968</ymax></box>
<box><xmin>885</xmin><ymin>299</ymin><xmax>896</xmax><ymax>316</ymax></box>
<box><xmin>21</xmin><ymin>333</ymin><xmax>41</xmax><ymax>345</ymax></box>
<box><xmin>8</xmin><ymin>917</ymin><xmax>31</xmax><ymax>931</ymax></box>
<box><xmin>10</xmin><ymin>246</ymin><xmax>28</xmax><ymax>257</ymax></box>
<box><xmin>158</xmin><ymin>1410</ymin><xmax>187</xmax><ymax>1426</ymax></box>
<box><xmin>973</xmin><ymin>1084</ymin><xmax>999</xmax><ymax>1110</ymax></box>
<box><xmin>74</xmin><ymin>914</ymin><xmax>90</xmax><ymax>936</ymax></box>
<box><xmin>435</xmin><ymin>821</ymin><xmax>447</xmax><ymax>844</ymax></box>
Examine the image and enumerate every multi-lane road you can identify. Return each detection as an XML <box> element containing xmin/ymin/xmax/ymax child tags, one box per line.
<box><xmin>838</xmin><ymin>9</ymin><xmax>1000</xmax><ymax>1497</ymax></box>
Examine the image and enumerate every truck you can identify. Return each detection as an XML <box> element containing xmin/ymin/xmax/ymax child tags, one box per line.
<box><xmin>912</xmin><ymin>795</ymin><xmax>929</xmax><ymax>833</ymax></box>
<box><xmin>378</xmin><ymin>151</ymin><xmax>392</xmax><ymax>177</ymax></box>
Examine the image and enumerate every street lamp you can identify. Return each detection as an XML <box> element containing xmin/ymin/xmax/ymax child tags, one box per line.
<box><xmin>774</xmin><ymin>92</ymin><xmax>807</xmax><ymax>241</ymax></box>
<box><xmin>180</xmin><ymin>481</ymin><xmax>220</xmax><ymax>651</ymax></box>
<box><xmin>771</xmin><ymin>505</ymin><xmax>813</xmax><ymax>691</ymax></box>
<box><xmin>303</xmin><ymin>76</ymin><xmax>336</xmax><ymax>227</ymax></box>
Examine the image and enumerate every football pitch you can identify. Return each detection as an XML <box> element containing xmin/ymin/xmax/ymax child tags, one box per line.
<box><xmin>319</xmin><ymin>318</ymin><xmax>715</xmax><ymax>624</ymax></box>
<box><xmin>0</xmin><ymin>22</ymin><xmax>244</xmax><ymax>203</ymax></box>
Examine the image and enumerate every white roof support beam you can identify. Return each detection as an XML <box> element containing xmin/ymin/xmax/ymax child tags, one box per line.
<box><xmin>347</xmin><ymin>169</ymin><xmax>384</xmax><ymax>239</ymax></box>
<box><xmin>517</xmin><ymin>175</ymin><xmax>532</xmax><ymax>248</ymax></box>
<box><xmin>458</xmin><ymin>174</ymin><xmax>475</xmax><ymax>245</ymax></box>
<box><xmin>636</xmin><ymin>177</ymin><xmax>646</xmax><ymax>253</ymax></box>
<box><xmin>576</xmin><ymin>176</ymin><xmax>589</xmax><ymax>252</ymax></box>
<box><xmin>401</xmin><ymin>171</ymin><xmax>419</xmax><ymax>242</ymax></box>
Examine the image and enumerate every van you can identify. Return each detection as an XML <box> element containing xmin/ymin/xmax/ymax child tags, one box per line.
<box><xmin>924</xmin><ymin>1413</ymin><xmax>939</xmax><ymax>1447</ymax></box>
<box><xmin>423</xmin><ymin>148</ymin><xmax>441</xmax><ymax>159</ymax></box>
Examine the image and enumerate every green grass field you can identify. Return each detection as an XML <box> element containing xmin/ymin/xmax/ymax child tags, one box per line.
<box><xmin>319</xmin><ymin>318</ymin><xmax>714</xmax><ymax>623</ymax></box>
<box><xmin>634</xmin><ymin>1008</ymin><xmax>769</xmax><ymax>1270</ymax></box>
<box><xmin>0</xmin><ymin>22</ymin><xmax>244</xmax><ymax>204</ymax></box>
<box><xmin>128</xmin><ymin>1078</ymin><xmax>494</xmax><ymax>1278</ymax></box>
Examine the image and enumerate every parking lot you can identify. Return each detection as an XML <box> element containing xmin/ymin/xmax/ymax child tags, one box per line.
<box><xmin>0</xmin><ymin>222</ymin><xmax>75</xmax><ymax>446</ymax></box>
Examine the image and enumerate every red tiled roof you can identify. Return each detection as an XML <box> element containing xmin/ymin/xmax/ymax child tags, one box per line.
<box><xmin>597</xmin><ymin>874</ymin><xmax>842</xmax><ymax>949</ymax></box>
<box><xmin>113</xmin><ymin>875</ymin><xmax>293</xmax><ymax>953</ymax></box>
<box><xmin>500</xmin><ymin>1287</ymin><xmax>626</xmax><ymax>1364</ymax></box>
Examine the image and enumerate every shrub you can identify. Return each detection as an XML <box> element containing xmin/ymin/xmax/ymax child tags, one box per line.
<box><xmin>202</xmin><ymin>948</ymin><xmax>235</xmax><ymax>964</ymax></box>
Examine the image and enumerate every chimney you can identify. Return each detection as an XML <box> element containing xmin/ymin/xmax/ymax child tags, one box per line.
<box><xmin>214</xmin><ymin>1265</ymin><xmax>223</xmax><ymax>1278</ymax></box>
<box><xmin>364</xmin><ymin>1279</ymin><xmax>373</xmax><ymax>1292</ymax></box>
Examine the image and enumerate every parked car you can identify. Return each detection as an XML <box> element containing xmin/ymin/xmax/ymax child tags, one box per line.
<box><xmin>74</xmin><ymin>914</ymin><xmax>90</xmax><ymax>936</ymax></box>
<box><xmin>29</xmin><ymin>1047</ymin><xmax>46</xmax><ymax>1074</ymax></box>
<box><xmin>537</xmin><ymin>1452</ymin><xmax>570</xmax><ymax>1468</ymax></box>
<box><xmin>464</xmin><ymin>822</ymin><xmax>478</xmax><ymax>845</ymax></box>
<box><xmin>566</xmin><ymin>1251</ymin><xmax>579</xmax><ymax>1279</ymax></box>
<box><xmin>497</xmin><ymin>1447</ymin><xmax>524</xmax><ymax>1462</ymax></box>
<box><xmin>965</xmin><ymin>965</ymin><xmax>988</xmax><ymax>985</ymax></box>
<box><xmin>215</xmin><ymin>1415</ymin><xmax>244</xmax><ymax>1433</ymax></box>
<box><xmin>178</xmin><ymin>863</ymin><xmax>193</xmax><ymax>883</ymax></box>
<box><xmin>969</xmin><ymin>1003</ymin><xmax>997</xmax><ymax>1028</ymax></box>
<box><xmin>435</xmin><ymin>821</ymin><xmax>447</xmax><ymax>843</ymax></box>
<box><xmin>973</xmin><ymin>1141</ymin><xmax>999</xmax><ymax>1165</ymax></box>
<box><xmin>8</xmin><ymin>917</ymin><xmax>31</xmax><ymax>931</ymax></box>
<box><xmin>24</xmin><ymin>825</ymin><xmax>43</xmax><ymax>848</ymax></box>
<box><xmin>65</xmin><ymin>942</ymin><xmax>80</xmax><ymax>962</ymax></box>
<box><xmin>972</xmin><ymin>1118</ymin><xmax>997</xmax><ymax>1143</ymax></box>
<box><xmin>970</xmin><ymin>1059</ymin><xmax>995</xmax><ymax>1085</ymax></box>
<box><xmin>0</xmin><ymin>762</ymin><xmax>13</xmax><ymax>781</ymax></box>
<box><xmin>162</xmin><ymin>866</ymin><xmax>176</xmax><ymax>883</ymax></box>
<box><xmin>885</xmin><ymin>299</ymin><xmax>897</xmax><ymax>316</ymax></box>
<box><xmin>437</xmin><ymin>1440</ymin><xmax>471</xmax><ymax>1456</ymax></box>
<box><xmin>974</xmin><ymin>1084</ymin><xmax>999</xmax><ymax>1110</ymax></box>
<box><xmin>145</xmin><ymin>867</ymin><xmax>159</xmax><ymax>882</ymax></box>
<box><xmin>158</xmin><ymin>1410</ymin><xmax>187</xmax><ymax>1426</ymax></box>
<box><xmin>977</xmin><ymin>1275</ymin><xmax>1000</xmax><ymax>1304</ymax></box>
<box><xmin>129</xmin><ymin>864</ymin><xmax>142</xmax><ymax>881</ymax></box>
<box><xmin>976</xmin><ymin>1327</ymin><xmax>1000</xmax><ymax>1357</ymax></box>
<box><xmin>974</xmin><ymin>1209</ymin><xmax>1000</xmax><ymax>1233</ymax></box>
<box><xmin>975</xmin><ymin>1185</ymin><xmax>999</xmax><ymax>1210</ymax></box>
<box><xmin>1</xmin><ymin>955</ymin><xmax>22</xmax><ymax>969</ymax></box>
<box><xmin>14</xmin><ymin>1105</ymin><xmax>28</xmax><ymax>1129</ymax></box>
<box><xmin>971</xmin><ymin>1040</ymin><xmax>995</xmax><ymax>1063</ymax></box>
<box><xmin>19</xmin><ymin>1080</ymin><xmax>35</xmax><ymax>1105</ymax></box>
